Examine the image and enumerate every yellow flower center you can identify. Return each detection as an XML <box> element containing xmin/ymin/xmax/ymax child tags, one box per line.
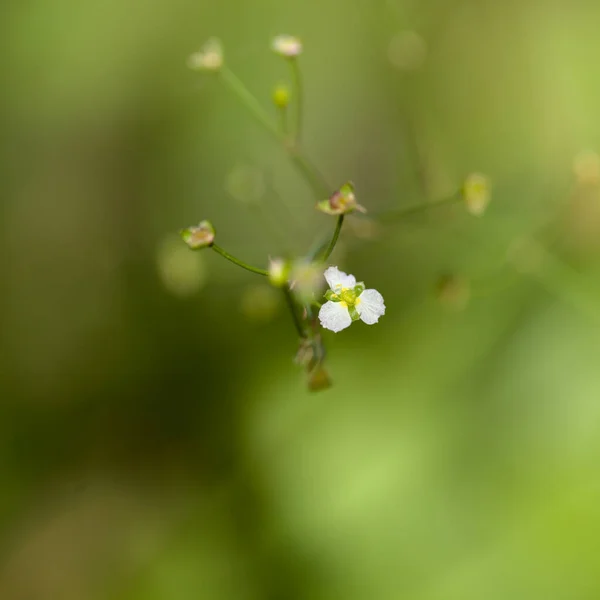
<box><xmin>340</xmin><ymin>287</ymin><xmax>357</xmax><ymax>305</ymax></box>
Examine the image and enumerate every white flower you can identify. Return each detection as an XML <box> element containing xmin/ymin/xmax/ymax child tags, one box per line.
<box><xmin>187</xmin><ymin>38</ymin><xmax>223</xmax><ymax>72</ymax></box>
<box><xmin>318</xmin><ymin>266</ymin><xmax>385</xmax><ymax>332</ymax></box>
<box><xmin>272</xmin><ymin>35</ymin><xmax>303</xmax><ymax>58</ymax></box>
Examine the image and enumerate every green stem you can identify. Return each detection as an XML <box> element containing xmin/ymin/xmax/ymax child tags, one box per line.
<box><xmin>374</xmin><ymin>194</ymin><xmax>461</xmax><ymax>223</ymax></box>
<box><xmin>289</xmin><ymin>58</ymin><xmax>303</xmax><ymax>143</ymax></box>
<box><xmin>278</xmin><ymin>106</ymin><xmax>289</xmax><ymax>138</ymax></box>
<box><xmin>283</xmin><ymin>285</ymin><xmax>306</xmax><ymax>338</ymax></box>
<box><xmin>211</xmin><ymin>244</ymin><xmax>269</xmax><ymax>276</ymax></box>
<box><xmin>220</xmin><ymin>67</ymin><xmax>279</xmax><ymax>138</ymax></box>
<box><xmin>320</xmin><ymin>215</ymin><xmax>344</xmax><ymax>262</ymax></box>
<box><xmin>220</xmin><ymin>66</ymin><xmax>331</xmax><ymax>201</ymax></box>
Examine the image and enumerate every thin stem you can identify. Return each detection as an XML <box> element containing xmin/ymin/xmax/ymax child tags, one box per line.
<box><xmin>374</xmin><ymin>194</ymin><xmax>461</xmax><ymax>223</ymax></box>
<box><xmin>283</xmin><ymin>285</ymin><xmax>306</xmax><ymax>338</ymax></box>
<box><xmin>277</xmin><ymin>106</ymin><xmax>289</xmax><ymax>139</ymax></box>
<box><xmin>220</xmin><ymin>67</ymin><xmax>279</xmax><ymax>139</ymax></box>
<box><xmin>320</xmin><ymin>215</ymin><xmax>344</xmax><ymax>262</ymax></box>
<box><xmin>211</xmin><ymin>244</ymin><xmax>269</xmax><ymax>276</ymax></box>
<box><xmin>289</xmin><ymin>58</ymin><xmax>303</xmax><ymax>143</ymax></box>
<box><xmin>220</xmin><ymin>66</ymin><xmax>331</xmax><ymax>201</ymax></box>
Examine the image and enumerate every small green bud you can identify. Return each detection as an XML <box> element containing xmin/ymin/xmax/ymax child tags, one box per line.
<box><xmin>187</xmin><ymin>38</ymin><xmax>223</xmax><ymax>72</ymax></box>
<box><xmin>268</xmin><ymin>257</ymin><xmax>290</xmax><ymax>287</ymax></box>
<box><xmin>463</xmin><ymin>172</ymin><xmax>491</xmax><ymax>216</ymax></box>
<box><xmin>180</xmin><ymin>220</ymin><xmax>215</xmax><ymax>249</ymax></box>
<box><xmin>272</xmin><ymin>83</ymin><xmax>291</xmax><ymax>109</ymax></box>
<box><xmin>317</xmin><ymin>181</ymin><xmax>367</xmax><ymax>216</ymax></box>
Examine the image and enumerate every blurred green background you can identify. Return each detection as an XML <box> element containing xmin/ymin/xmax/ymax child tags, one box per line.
<box><xmin>3</xmin><ymin>0</ymin><xmax>600</xmax><ymax>598</ymax></box>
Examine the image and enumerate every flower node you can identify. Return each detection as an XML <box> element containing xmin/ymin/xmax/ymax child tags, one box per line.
<box><xmin>268</xmin><ymin>257</ymin><xmax>291</xmax><ymax>287</ymax></box>
<box><xmin>317</xmin><ymin>182</ymin><xmax>366</xmax><ymax>216</ymax></box>
<box><xmin>180</xmin><ymin>220</ymin><xmax>216</xmax><ymax>249</ymax></box>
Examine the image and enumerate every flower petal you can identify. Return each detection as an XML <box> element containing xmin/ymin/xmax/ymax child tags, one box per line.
<box><xmin>356</xmin><ymin>289</ymin><xmax>386</xmax><ymax>325</ymax></box>
<box><xmin>323</xmin><ymin>266</ymin><xmax>356</xmax><ymax>291</ymax></box>
<box><xmin>319</xmin><ymin>301</ymin><xmax>352</xmax><ymax>332</ymax></box>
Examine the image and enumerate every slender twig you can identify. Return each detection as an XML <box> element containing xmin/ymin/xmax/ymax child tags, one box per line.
<box><xmin>283</xmin><ymin>285</ymin><xmax>306</xmax><ymax>338</ymax></box>
<box><xmin>211</xmin><ymin>244</ymin><xmax>269</xmax><ymax>276</ymax></box>
<box><xmin>320</xmin><ymin>215</ymin><xmax>344</xmax><ymax>262</ymax></box>
<box><xmin>220</xmin><ymin>67</ymin><xmax>279</xmax><ymax>138</ymax></box>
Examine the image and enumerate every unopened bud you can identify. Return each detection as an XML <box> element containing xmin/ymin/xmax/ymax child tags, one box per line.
<box><xmin>268</xmin><ymin>257</ymin><xmax>290</xmax><ymax>287</ymax></box>
<box><xmin>187</xmin><ymin>38</ymin><xmax>223</xmax><ymax>72</ymax></box>
<box><xmin>463</xmin><ymin>172</ymin><xmax>491</xmax><ymax>216</ymax></box>
<box><xmin>180</xmin><ymin>220</ymin><xmax>216</xmax><ymax>249</ymax></box>
<box><xmin>316</xmin><ymin>182</ymin><xmax>366</xmax><ymax>216</ymax></box>
<box><xmin>272</xmin><ymin>83</ymin><xmax>291</xmax><ymax>109</ymax></box>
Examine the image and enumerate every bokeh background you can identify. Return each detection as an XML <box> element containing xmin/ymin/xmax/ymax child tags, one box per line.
<box><xmin>3</xmin><ymin>0</ymin><xmax>600</xmax><ymax>598</ymax></box>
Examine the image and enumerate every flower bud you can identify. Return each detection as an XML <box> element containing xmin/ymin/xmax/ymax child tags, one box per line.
<box><xmin>463</xmin><ymin>172</ymin><xmax>491</xmax><ymax>216</ymax></box>
<box><xmin>272</xmin><ymin>83</ymin><xmax>291</xmax><ymax>109</ymax></box>
<box><xmin>317</xmin><ymin>182</ymin><xmax>366</xmax><ymax>216</ymax></box>
<box><xmin>180</xmin><ymin>220</ymin><xmax>216</xmax><ymax>249</ymax></box>
<box><xmin>272</xmin><ymin>35</ymin><xmax>303</xmax><ymax>58</ymax></box>
<box><xmin>268</xmin><ymin>257</ymin><xmax>290</xmax><ymax>287</ymax></box>
<box><xmin>187</xmin><ymin>38</ymin><xmax>223</xmax><ymax>72</ymax></box>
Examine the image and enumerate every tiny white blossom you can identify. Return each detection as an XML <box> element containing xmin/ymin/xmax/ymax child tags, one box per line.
<box><xmin>187</xmin><ymin>38</ymin><xmax>223</xmax><ymax>72</ymax></box>
<box><xmin>272</xmin><ymin>35</ymin><xmax>303</xmax><ymax>58</ymax></box>
<box><xmin>318</xmin><ymin>266</ymin><xmax>385</xmax><ymax>332</ymax></box>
